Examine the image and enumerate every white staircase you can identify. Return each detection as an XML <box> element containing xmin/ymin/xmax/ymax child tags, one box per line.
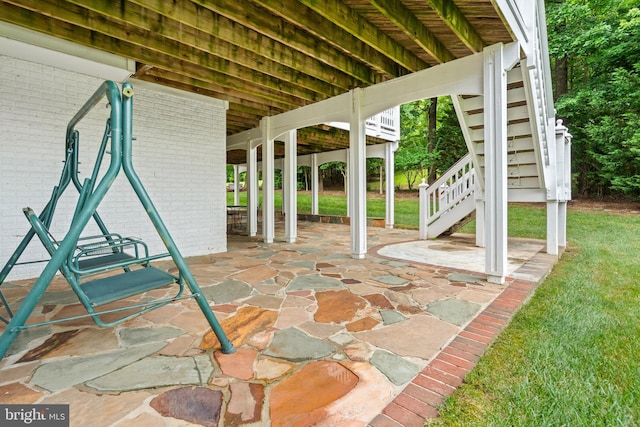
<box><xmin>418</xmin><ymin>0</ymin><xmax>572</xmax><ymax>240</ymax></box>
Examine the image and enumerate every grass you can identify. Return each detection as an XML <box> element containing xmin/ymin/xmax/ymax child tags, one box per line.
<box><xmin>227</xmin><ymin>190</ymin><xmax>420</xmax><ymax>226</ymax></box>
<box><xmin>226</xmin><ymin>190</ymin><xmax>540</xmax><ymax>234</ymax></box>
<box><xmin>432</xmin><ymin>209</ymin><xmax>640</xmax><ymax>426</ymax></box>
<box><xmin>229</xmin><ymin>190</ymin><xmax>640</xmax><ymax>425</ymax></box>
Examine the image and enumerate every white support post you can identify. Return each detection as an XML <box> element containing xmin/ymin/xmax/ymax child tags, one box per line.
<box><xmin>233</xmin><ymin>164</ymin><xmax>240</xmax><ymax>206</ymax></box>
<box><xmin>349</xmin><ymin>89</ymin><xmax>367</xmax><ymax>259</ymax></box>
<box><xmin>345</xmin><ymin>149</ymin><xmax>350</xmax><ymax>218</ymax></box>
<box><xmin>284</xmin><ymin>129</ymin><xmax>297</xmax><ymax>243</ymax></box>
<box><xmin>418</xmin><ymin>179</ymin><xmax>429</xmax><ymax>240</ymax></box>
<box><xmin>261</xmin><ymin>117</ymin><xmax>275</xmax><ymax>244</ymax></box>
<box><xmin>311</xmin><ymin>153</ymin><xmax>319</xmax><ymax>215</ymax></box>
<box><xmin>247</xmin><ymin>142</ymin><xmax>259</xmax><ymax>237</ymax></box>
<box><xmin>557</xmin><ymin>119</ymin><xmax>572</xmax><ymax>248</ymax></box>
<box><xmin>385</xmin><ymin>141</ymin><xmax>397</xmax><ymax>228</ymax></box>
<box><xmin>483</xmin><ymin>44</ymin><xmax>510</xmax><ymax>284</ymax></box>
<box><xmin>546</xmin><ymin>201</ymin><xmax>559</xmax><ymax>255</ymax></box>
<box><xmin>475</xmin><ymin>188</ymin><xmax>485</xmax><ymax>248</ymax></box>
<box><xmin>558</xmin><ymin>202</ymin><xmax>567</xmax><ymax>247</ymax></box>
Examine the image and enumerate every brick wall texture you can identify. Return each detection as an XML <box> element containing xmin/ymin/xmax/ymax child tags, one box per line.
<box><xmin>0</xmin><ymin>55</ymin><xmax>228</xmax><ymax>280</ymax></box>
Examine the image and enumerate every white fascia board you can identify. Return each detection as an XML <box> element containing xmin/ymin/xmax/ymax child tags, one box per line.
<box><xmin>270</xmin><ymin>92</ymin><xmax>351</xmax><ymax>138</ymax></box>
<box><xmin>227</xmin><ymin>127</ymin><xmax>263</xmax><ymax>150</ymax></box>
<box><xmin>360</xmin><ymin>53</ymin><xmax>484</xmax><ymax>118</ymax></box>
<box><xmin>0</xmin><ymin>21</ymin><xmax>134</xmax><ymax>81</ymax></box>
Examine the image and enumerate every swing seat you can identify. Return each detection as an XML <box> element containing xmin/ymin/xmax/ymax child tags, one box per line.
<box><xmin>80</xmin><ymin>266</ymin><xmax>178</xmax><ymax>306</ymax></box>
<box><xmin>23</xmin><ymin>207</ymin><xmax>183</xmax><ymax>319</ymax></box>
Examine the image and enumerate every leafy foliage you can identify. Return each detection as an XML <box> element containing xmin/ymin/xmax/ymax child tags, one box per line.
<box><xmin>548</xmin><ymin>1</ymin><xmax>640</xmax><ymax>197</ymax></box>
<box><xmin>396</xmin><ymin>96</ymin><xmax>466</xmax><ymax>189</ymax></box>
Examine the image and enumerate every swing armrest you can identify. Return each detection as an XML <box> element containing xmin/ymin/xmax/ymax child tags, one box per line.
<box><xmin>70</xmin><ymin>236</ymin><xmax>151</xmax><ymax>276</ymax></box>
<box><xmin>76</xmin><ymin>233</ymin><xmax>134</xmax><ymax>255</ymax></box>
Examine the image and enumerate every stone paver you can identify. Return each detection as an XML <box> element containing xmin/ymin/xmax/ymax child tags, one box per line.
<box><xmin>0</xmin><ymin>221</ymin><xmax>559</xmax><ymax>426</ymax></box>
<box><xmin>86</xmin><ymin>354</ymin><xmax>213</xmax><ymax>392</ymax></box>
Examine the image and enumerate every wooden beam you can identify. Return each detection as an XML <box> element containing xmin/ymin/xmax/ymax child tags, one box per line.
<box><xmin>54</xmin><ymin>0</ymin><xmax>333</xmax><ymax>102</ymax></box>
<box><xmin>134</xmin><ymin>68</ymin><xmax>286</xmax><ymax>118</ymax></box>
<box><xmin>366</xmin><ymin>0</ymin><xmax>455</xmax><ymax>63</ymax></box>
<box><xmin>426</xmin><ymin>0</ymin><xmax>486</xmax><ymax>53</ymax></box>
<box><xmin>291</xmin><ymin>0</ymin><xmax>428</xmax><ymax>71</ymax></box>
<box><xmin>138</xmin><ymin>68</ymin><xmax>295</xmax><ymax>112</ymax></box>
<box><xmin>124</xmin><ymin>0</ymin><xmax>363</xmax><ymax>91</ymax></box>
<box><xmin>0</xmin><ymin>1</ymin><xmax>306</xmax><ymax>110</ymax></box>
<box><xmin>68</xmin><ymin>0</ymin><xmax>347</xmax><ymax>98</ymax></box>
<box><xmin>197</xmin><ymin>0</ymin><xmax>404</xmax><ymax>79</ymax></box>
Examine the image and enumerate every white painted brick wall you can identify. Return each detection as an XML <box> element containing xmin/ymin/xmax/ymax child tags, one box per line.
<box><xmin>0</xmin><ymin>55</ymin><xmax>227</xmax><ymax>281</ymax></box>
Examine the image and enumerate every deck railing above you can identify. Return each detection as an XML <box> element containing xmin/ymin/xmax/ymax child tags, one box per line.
<box><xmin>326</xmin><ymin>106</ymin><xmax>400</xmax><ymax>142</ymax></box>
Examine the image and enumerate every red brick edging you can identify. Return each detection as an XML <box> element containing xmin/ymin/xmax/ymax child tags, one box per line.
<box><xmin>369</xmin><ymin>278</ymin><xmax>537</xmax><ymax>427</ymax></box>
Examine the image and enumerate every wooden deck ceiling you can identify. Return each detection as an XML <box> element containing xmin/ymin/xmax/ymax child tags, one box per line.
<box><xmin>0</xmin><ymin>0</ymin><xmax>515</xmax><ymax>159</ymax></box>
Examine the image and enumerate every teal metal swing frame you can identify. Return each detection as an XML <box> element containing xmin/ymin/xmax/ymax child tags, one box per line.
<box><xmin>0</xmin><ymin>81</ymin><xmax>235</xmax><ymax>359</ymax></box>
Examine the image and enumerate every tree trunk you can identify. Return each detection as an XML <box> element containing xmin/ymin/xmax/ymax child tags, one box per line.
<box><xmin>554</xmin><ymin>55</ymin><xmax>568</xmax><ymax>99</ymax></box>
<box><xmin>427</xmin><ymin>97</ymin><xmax>438</xmax><ymax>184</ymax></box>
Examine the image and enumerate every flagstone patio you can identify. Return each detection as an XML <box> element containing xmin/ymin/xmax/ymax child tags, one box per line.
<box><xmin>0</xmin><ymin>221</ymin><xmax>559</xmax><ymax>426</ymax></box>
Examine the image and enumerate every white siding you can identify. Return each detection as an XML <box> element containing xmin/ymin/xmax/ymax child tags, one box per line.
<box><xmin>0</xmin><ymin>55</ymin><xmax>227</xmax><ymax>280</ymax></box>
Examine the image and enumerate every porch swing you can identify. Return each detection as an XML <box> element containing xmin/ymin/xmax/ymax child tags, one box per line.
<box><xmin>0</xmin><ymin>81</ymin><xmax>235</xmax><ymax>359</ymax></box>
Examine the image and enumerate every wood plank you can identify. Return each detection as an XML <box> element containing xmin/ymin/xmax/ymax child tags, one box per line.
<box><xmin>68</xmin><ymin>0</ymin><xmax>348</xmax><ymax>98</ymax></box>
<box><xmin>0</xmin><ymin>2</ymin><xmax>308</xmax><ymax>110</ymax></box>
<box><xmin>128</xmin><ymin>0</ymin><xmax>363</xmax><ymax>90</ymax></box>
<box><xmin>195</xmin><ymin>0</ymin><xmax>398</xmax><ymax>80</ymax></box>
<box><xmin>426</xmin><ymin>0</ymin><xmax>485</xmax><ymax>53</ymax></box>
<box><xmin>366</xmin><ymin>0</ymin><xmax>455</xmax><ymax>63</ymax></box>
<box><xmin>33</xmin><ymin>0</ymin><xmax>326</xmax><ymax>102</ymax></box>
<box><xmin>288</xmin><ymin>0</ymin><xmax>427</xmax><ymax>71</ymax></box>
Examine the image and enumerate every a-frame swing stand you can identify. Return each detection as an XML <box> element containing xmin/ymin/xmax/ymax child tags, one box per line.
<box><xmin>0</xmin><ymin>81</ymin><xmax>235</xmax><ymax>359</ymax></box>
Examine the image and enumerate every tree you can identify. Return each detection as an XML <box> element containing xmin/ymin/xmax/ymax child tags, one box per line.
<box><xmin>397</xmin><ymin>97</ymin><xmax>467</xmax><ymax>190</ymax></box>
<box><xmin>548</xmin><ymin>1</ymin><xmax>640</xmax><ymax>197</ymax></box>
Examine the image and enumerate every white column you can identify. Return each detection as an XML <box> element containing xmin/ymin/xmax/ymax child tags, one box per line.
<box><xmin>261</xmin><ymin>117</ymin><xmax>275</xmax><ymax>243</ymax></box>
<box><xmin>385</xmin><ymin>141</ymin><xmax>396</xmax><ymax>228</ymax></box>
<box><xmin>558</xmin><ymin>201</ymin><xmax>567</xmax><ymax>247</ymax></box>
<box><xmin>483</xmin><ymin>44</ymin><xmax>509</xmax><ymax>284</ymax></box>
<box><xmin>247</xmin><ymin>142</ymin><xmax>259</xmax><ymax>237</ymax></box>
<box><xmin>546</xmin><ymin>201</ymin><xmax>559</xmax><ymax>255</ymax></box>
<box><xmin>418</xmin><ymin>179</ymin><xmax>429</xmax><ymax>240</ymax></box>
<box><xmin>311</xmin><ymin>153</ymin><xmax>319</xmax><ymax>215</ymax></box>
<box><xmin>557</xmin><ymin>119</ymin><xmax>572</xmax><ymax>248</ymax></box>
<box><xmin>345</xmin><ymin>149</ymin><xmax>350</xmax><ymax>217</ymax></box>
<box><xmin>233</xmin><ymin>164</ymin><xmax>240</xmax><ymax>206</ymax></box>
<box><xmin>475</xmin><ymin>188</ymin><xmax>485</xmax><ymax>247</ymax></box>
<box><xmin>284</xmin><ymin>129</ymin><xmax>297</xmax><ymax>243</ymax></box>
<box><xmin>349</xmin><ymin>89</ymin><xmax>367</xmax><ymax>258</ymax></box>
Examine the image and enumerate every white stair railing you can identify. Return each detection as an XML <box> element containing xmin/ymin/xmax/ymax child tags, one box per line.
<box><xmin>419</xmin><ymin>153</ymin><xmax>475</xmax><ymax>239</ymax></box>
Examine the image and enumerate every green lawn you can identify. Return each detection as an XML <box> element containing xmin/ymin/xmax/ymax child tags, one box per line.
<box><xmin>229</xmin><ymin>190</ymin><xmax>640</xmax><ymax>425</ymax></box>
<box><xmin>227</xmin><ymin>190</ymin><xmax>420</xmax><ymax>225</ymax></box>
<box><xmin>433</xmin><ymin>208</ymin><xmax>640</xmax><ymax>426</ymax></box>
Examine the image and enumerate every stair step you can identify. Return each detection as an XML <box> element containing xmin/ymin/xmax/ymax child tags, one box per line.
<box><xmin>507</xmin><ymin>176</ymin><xmax>542</xmax><ymax>188</ymax></box>
<box><xmin>507</xmin><ymin>67</ymin><xmax>524</xmax><ymax>85</ymax></box>
<box><xmin>465</xmin><ymin>104</ymin><xmax>530</xmax><ymax>128</ymax></box>
<box><xmin>477</xmin><ymin>150</ymin><xmax>538</xmax><ymax>165</ymax></box>
<box><xmin>80</xmin><ymin>267</ymin><xmax>178</xmax><ymax>307</ymax></box>
<box><xmin>470</xmin><ymin>121</ymin><xmax>532</xmax><ymax>141</ymax></box>
<box><xmin>475</xmin><ymin>136</ymin><xmax>535</xmax><ymax>154</ymax></box>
